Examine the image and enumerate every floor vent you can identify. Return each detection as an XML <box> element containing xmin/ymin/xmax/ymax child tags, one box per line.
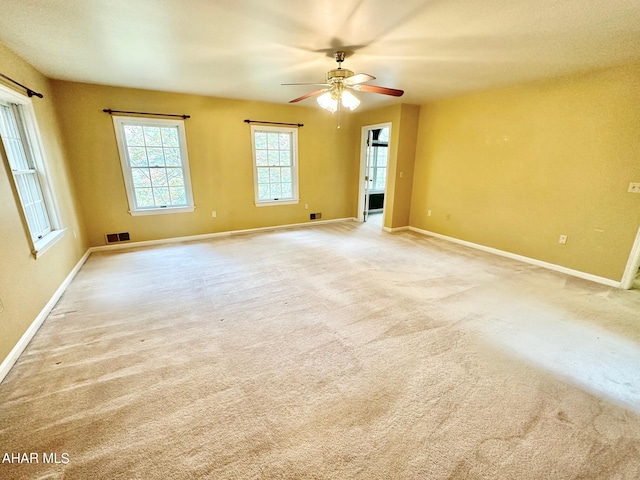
<box><xmin>105</xmin><ymin>232</ymin><xmax>131</xmax><ymax>244</ymax></box>
<box><xmin>310</xmin><ymin>213</ymin><xmax>322</xmax><ymax>220</ymax></box>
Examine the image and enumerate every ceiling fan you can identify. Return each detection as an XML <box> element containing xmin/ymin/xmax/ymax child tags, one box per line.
<box><xmin>283</xmin><ymin>51</ymin><xmax>404</xmax><ymax>114</ymax></box>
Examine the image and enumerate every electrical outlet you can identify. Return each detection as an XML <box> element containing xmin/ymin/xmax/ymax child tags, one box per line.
<box><xmin>427</xmin><ymin>210</ymin><xmax>432</xmax><ymax>216</ymax></box>
<box><xmin>559</xmin><ymin>235</ymin><xmax>567</xmax><ymax>245</ymax></box>
<box><xmin>211</xmin><ymin>211</ymin><xmax>217</xmax><ymax>218</ymax></box>
<box><xmin>628</xmin><ymin>182</ymin><xmax>640</xmax><ymax>193</ymax></box>
<box><xmin>304</xmin><ymin>203</ymin><xmax>309</xmax><ymax>210</ymax></box>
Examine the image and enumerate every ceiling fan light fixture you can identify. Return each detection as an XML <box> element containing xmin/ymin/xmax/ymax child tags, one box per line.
<box><xmin>317</xmin><ymin>91</ymin><xmax>338</xmax><ymax>113</ymax></box>
<box><xmin>341</xmin><ymin>90</ymin><xmax>360</xmax><ymax>111</ymax></box>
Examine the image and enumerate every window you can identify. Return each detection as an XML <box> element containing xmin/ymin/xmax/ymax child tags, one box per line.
<box><xmin>112</xmin><ymin>116</ymin><xmax>194</xmax><ymax>215</ymax></box>
<box><xmin>250</xmin><ymin>125</ymin><xmax>299</xmax><ymax>206</ymax></box>
<box><xmin>368</xmin><ymin>127</ymin><xmax>389</xmax><ymax>192</ymax></box>
<box><xmin>0</xmin><ymin>86</ymin><xmax>64</xmax><ymax>257</ymax></box>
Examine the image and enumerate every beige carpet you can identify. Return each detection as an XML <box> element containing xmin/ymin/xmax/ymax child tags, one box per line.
<box><xmin>1</xmin><ymin>221</ymin><xmax>640</xmax><ymax>479</ymax></box>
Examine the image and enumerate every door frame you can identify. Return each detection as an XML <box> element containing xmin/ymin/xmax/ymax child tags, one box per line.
<box><xmin>357</xmin><ymin>122</ymin><xmax>392</xmax><ymax>223</ymax></box>
<box><xmin>620</xmin><ymin>225</ymin><xmax>640</xmax><ymax>289</ymax></box>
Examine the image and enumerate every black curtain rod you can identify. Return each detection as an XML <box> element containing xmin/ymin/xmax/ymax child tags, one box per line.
<box><xmin>0</xmin><ymin>73</ymin><xmax>43</xmax><ymax>98</ymax></box>
<box><xmin>244</xmin><ymin>119</ymin><xmax>304</xmax><ymax>127</ymax></box>
<box><xmin>103</xmin><ymin>109</ymin><xmax>190</xmax><ymax>119</ymax></box>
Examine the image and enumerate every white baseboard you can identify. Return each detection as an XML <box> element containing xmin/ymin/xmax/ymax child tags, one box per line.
<box><xmin>408</xmin><ymin>226</ymin><xmax>621</xmax><ymax>288</ymax></box>
<box><xmin>90</xmin><ymin>217</ymin><xmax>357</xmax><ymax>253</ymax></box>
<box><xmin>383</xmin><ymin>226</ymin><xmax>409</xmax><ymax>233</ymax></box>
<box><xmin>0</xmin><ymin>249</ymin><xmax>91</xmax><ymax>384</ymax></box>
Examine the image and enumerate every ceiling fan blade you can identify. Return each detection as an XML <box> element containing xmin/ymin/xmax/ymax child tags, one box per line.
<box><xmin>358</xmin><ymin>84</ymin><xmax>404</xmax><ymax>97</ymax></box>
<box><xmin>345</xmin><ymin>73</ymin><xmax>375</xmax><ymax>85</ymax></box>
<box><xmin>289</xmin><ymin>89</ymin><xmax>327</xmax><ymax>103</ymax></box>
<box><xmin>282</xmin><ymin>83</ymin><xmax>330</xmax><ymax>86</ymax></box>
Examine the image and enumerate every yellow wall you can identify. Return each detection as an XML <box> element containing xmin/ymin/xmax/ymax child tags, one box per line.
<box><xmin>352</xmin><ymin>103</ymin><xmax>420</xmax><ymax>229</ymax></box>
<box><xmin>51</xmin><ymin>81</ymin><xmax>356</xmax><ymax>246</ymax></box>
<box><xmin>0</xmin><ymin>43</ymin><xmax>87</xmax><ymax>365</ymax></box>
<box><xmin>410</xmin><ymin>64</ymin><xmax>640</xmax><ymax>281</ymax></box>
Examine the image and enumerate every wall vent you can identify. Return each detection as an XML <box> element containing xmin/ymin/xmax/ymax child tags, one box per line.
<box><xmin>105</xmin><ymin>232</ymin><xmax>131</xmax><ymax>244</ymax></box>
<box><xmin>309</xmin><ymin>213</ymin><xmax>322</xmax><ymax>220</ymax></box>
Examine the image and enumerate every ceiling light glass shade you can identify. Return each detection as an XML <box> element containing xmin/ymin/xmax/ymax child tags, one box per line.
<box><xmin>317</xmin><ymin>91</ymin><xmax>338</xmax><ymax>113</ymax></box>
<box><xmin>341</xmin><ymin>90</ymin><xmax>360</xmax><ymax>111</ymax></box>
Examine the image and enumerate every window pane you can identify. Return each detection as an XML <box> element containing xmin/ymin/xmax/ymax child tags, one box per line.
<box><xmin>279</xmin><ymin>150</ymin><xmax>291</xmax><ymax>166</ymax></box>
<box><xmin>153</xmin><ymin>187</ymin><xmax>170</xmax><ymax>205</ymax></box>
<box><xmin>267</xmin><ymin>133</ymin><xmax>279</xmax><ymax>150</ymax></box>
<box><xmin>255</xmin><ymin>132</ymin><xmax>267</xmax><ymax>149</ymax></box>
<box><xmin>167</xmin><ymin>168</ymin><xmax>184</xmax><ymax>186</ymax></box>
<box><xmin>161</xmin><ymin>127</ymin><xmax>179</xmax><ymax>147</ymax></box>
<box><xmin>15</xmin><ymin>173</ymin><xmax>33</xmax><ymax>205</ymax></box>
<box><xmin>257</xmin><ymin>167</ymin><xmax>269</xmax><ymax>184</ymax></box>
<box><xmin>376</xmin><ymin>147</ymin><xmax>388</xmax><ymax>167</ymax></box>
<box><xmin>255</xmin><ymin>150</ymin><xmax>268</xmax><ymax>166</ymax></box>
<box><xmin>135</xmin><ymin>188</ymin><xmax>154</xmax><ymax>207</ymax></box>
<box><xmin>281</xmin><ymin>183</ymin><xmax>292</xmax><ymax>198</ymax></box>
<box><xmin>267</xmin><ymin>150</ymin><xmax>279</xmax><ymax>166</ymax></box>
<box><xmin>375</xmin><ymin>168</ymin><xmax>386</xmax><ymax>190</ymax></box>
<box><xmin>147</xmin><ymin>147</ymin><xmax>165</xmax><ymax>167</ymax></box>
<box><xmin>128</xmin><ymin>147</ymin><xmax>148</xmax><ymax>167</ymax></box>
<box><xmin>279</xmin><ymin>133</ymin><xmax>290</xmax><ymax>150</ymax></box>
<box><xmin>169</xmin><ymin>187</ymin><xmax>186</xmax><ymax>205</ymax></box>
<box><xmin>33</xmin><ymin>200</ymin><xmax>50</xmax><ymax>237</ymax></box>
<box><xmin>258</xmin><ymin>183</ymin><xmax>270</xmax><ymax>200</ymax></box>
<box><xmin>124</xmin><ymin>125</ymin><xmax>144</xmax><ymax>146</ymax></box>
<box><xmin>269</xmin><ymin>167</ymin><xmax>281</xmax><ymax>183</ymax></box>
<box><xmin>143</xmin><ymin>126</ymin><xmax>162</xmax><ymax>146</ymax></box>
<box><xmin>164</xmin><ymin>147</ymin><xmax>181</xmax><ymax>166</ymax></box>
<box><xmin>281</xmin><ymin>167</ymin><xmax>291</xmax><ymax>183</ymax></box>
<box><xmin>131</xmin><ymin>168</ymin><xmax>151</xmax><ymax>187</ymax></box>
<box><xmin>7</xmin><ymin>138</ymin><xmax>29</xmax><ymax>170</ymax></box>
<box><xmin>150</xmin><ymin>169</ymin><xmax>168</xmax><ymax>186</ymax></box>
<box><xmin>270</xmin><ymin>183</ymin><xmax>282</xmax><ymax>198</ymax></box>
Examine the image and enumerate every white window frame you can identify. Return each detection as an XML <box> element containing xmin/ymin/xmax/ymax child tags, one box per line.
<box><xmin>0</xmin><ymin>84</ymin><xmax>65</xmax><ymax>258</ymax></box>
<box><xmin>250</xmin><ymin>125</ymin><xmax>299</xmax><ymax>207</ymax></box>
<box><xmin>112</xmin><ymin>116</ymin><xmax>195</xmax><ymax>216</ymax></box>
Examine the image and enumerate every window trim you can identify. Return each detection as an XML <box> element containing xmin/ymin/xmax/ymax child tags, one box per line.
<box><xmin>250</xmin><ymin>125</ymin><xmax>299</xmax><ymax>207</ymax></box>
<box><xmin>112</xmin><ymin>116</ymin><xmax>195</xmax><ymax>216</ymax></box>
<box><xmin>0</xmin><ymin>84</ymin><xmax>65</xmax><ymax>259</ymax></box>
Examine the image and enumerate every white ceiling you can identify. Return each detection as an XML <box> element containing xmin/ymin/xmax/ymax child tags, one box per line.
<box><xmin>1</xmin><ymin>0</ymin><xmax>640</xmax><ymax>109</ymax></box>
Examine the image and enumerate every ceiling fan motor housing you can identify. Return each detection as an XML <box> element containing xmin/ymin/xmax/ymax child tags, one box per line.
<box><xmin>327</xmin><ymin>68</ymin><xmax>354</xmax><ymax>83</ymax></box>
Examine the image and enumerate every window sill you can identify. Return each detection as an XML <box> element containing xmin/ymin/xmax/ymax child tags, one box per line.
<box><xmin>255</xmin><ymin>199</ymin><xmax>299</xmax><ymax>207</ymax></box>
<box><xmin>129</xmin><ymin>206</ymin><xmax>195</xmax><ymax>216</ymax></box>
<box><xmin>32</xmin><ymin>228</ymin><xmax>66</xmax><ymax>259</ymax></box>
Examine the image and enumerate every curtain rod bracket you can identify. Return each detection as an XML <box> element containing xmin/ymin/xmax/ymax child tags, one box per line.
<box><xmin>0</xmin><ymin>73</ymin><xmax>43</xmax><ymax>99</ymax></box>
<box><xmin>103</xmin><ymin>109</ymin><xmax>190</xmax><ymax>119</ymax></box>
<box><xmin>244</xmin><ymin>119</ymin><xmax>303</xmax><ymax>127</ymax></box>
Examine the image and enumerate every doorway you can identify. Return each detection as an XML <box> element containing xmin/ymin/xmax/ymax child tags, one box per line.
<box><xmin>357</xmin><ymin>123</ymin><xmax>391</xmax><ymax>225</ymax></box>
